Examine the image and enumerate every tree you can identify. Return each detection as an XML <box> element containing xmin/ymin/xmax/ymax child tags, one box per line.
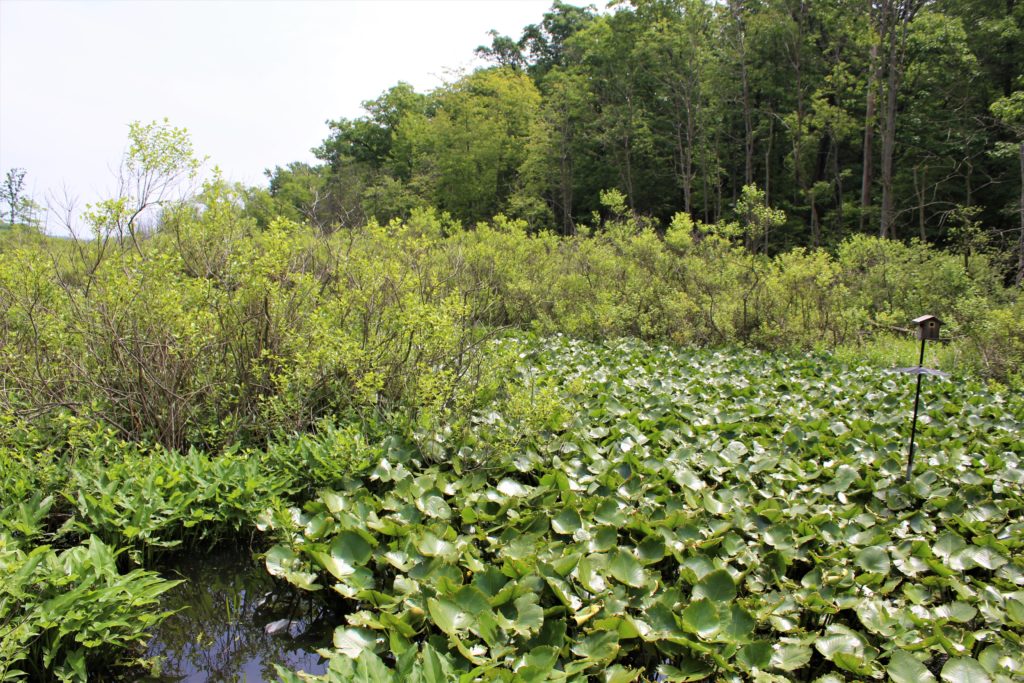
<box><xmin>991</xmin><ymin>89</ymin><xmax>1024</xmax><ymax>285</ymax></box>
<box><xmin>736</xmin><ymin>183</ymin><xmax>786</xmax><ymax>252</ymax></box>
<box><xmin>1</xmin><ymin>167</ymin><xmax>40</xmax><ymax>228</ymax></box>
<box><xmin>104</xmin><ymin>119</ymin><xmax>202</xmax><ymax>250</ymax></box>
<box><xmin>518</xmin><ymin>0</ymin><xmax>597</xmax><ymax>78</ymax></box>
<box><xmin>475</xmin><ymin>29</ymin><xmax>527</xmax><ymax>70</ymax></box>
<box><xmin>70</xmin><ymin>119</ymin><xmax>201</xmax><ymax>276</ymax></box>
<box><xmin>873</xmin><ymin>0</ymin><xmax>929</xmax><ymax>238</ymax></box>
<box><xmin>634</xmin><ymin>0</ymin><xmax>715</xmax><ymax>218</ymax></box>
<box><xmin>396</xmin><ymin>69</ymin><xmax>543</xmax><ymax>224</ymax></box>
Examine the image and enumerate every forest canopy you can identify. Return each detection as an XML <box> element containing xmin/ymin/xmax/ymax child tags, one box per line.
<box><xmin>254</xmin><ymin>0</ymin><xmax>1024</xmax><ymax>284</ymax></box>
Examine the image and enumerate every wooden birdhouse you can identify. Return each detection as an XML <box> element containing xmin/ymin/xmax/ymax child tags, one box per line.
<box><xmin>912</xmin><ymin>315</ymin><xmax>942</xmax><ymax>341</ymax></box>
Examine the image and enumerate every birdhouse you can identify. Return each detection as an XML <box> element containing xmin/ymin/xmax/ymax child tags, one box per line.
<box><xmin>912</xmin><ymin>315</ymin><xmax>942</xmax><ymax>341</ymax></box>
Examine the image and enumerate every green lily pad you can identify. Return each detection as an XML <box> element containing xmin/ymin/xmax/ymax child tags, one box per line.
<box><xmin>680</xmin><ymin>597</ymin><xmax>722</xmax><ymax>640</ymax></box>
<box><xmin>692</xmin><ymin>568</ymin><xmax>737</xmax><ymax>602</ymax></box>
<box><xmin>552</xmin><ymin>507</ymin><xmax>583</xmax><ymax>535</ymax></box>
<box><xmin>856</xmin><ymin>546</ymin><xmax>891</xmax><ymax>574</ymax></box>
<box><xmin>888</xmin><ymin>650</ymin><xmax>937</xmax><ymax>683</ymax></box>
<box><xmin>607</xmin><ymin>550</ymin><xmax>648</xmax><ymax>588</ymax></box>
<box><xmin>940</xmin><ymin>657</ymin><xmax>992</xmax><ymax>683</ymax></box>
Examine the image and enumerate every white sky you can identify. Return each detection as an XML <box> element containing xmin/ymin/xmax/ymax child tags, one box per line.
<box><xmin>0</xmin><ymin>0</ymin><xmax>558</xmax><ymax>233</ymax></box>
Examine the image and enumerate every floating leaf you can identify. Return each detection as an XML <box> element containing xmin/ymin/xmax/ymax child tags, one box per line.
<box><xmin>656</xmin><ymin>659</ymin><xmax>714</xmax><ymax>682</ymax></box>
<box><xmin>692</xmin><ymin>569</ymin><xmax>737</xmax><ymax>602</ymax></box>
<box><xmin>607</xmin><ymin>550</ymin><xmax>648</xmax><ymax>588</ymax></box>
<box><xmin>888</xmin><ymin>651</ymin><xmax>937</xmax><ymax>683</ymax></box>
<box><xmin>856</xmin><ymin>546</ymin><xmax>891</xmax><ymax>574</ymax></box>
<box><xmin>332</xmin><ymin>627</ymin><xmax>378</xmax><ymax>659</ymax></box>
<box><xmin>681</xmin><ymin>598</ymin><xmax>722</xmax><ymax>639</ymax></box>
<box><xmin>552</xmin><ymin>508</ymin><xmax>583</xmax><ymax>535</ymax></box>
<box><xmin>940</xmin><ymin>657</ymin><xmax>992</xmax><ymax>683</ymax></box>
<box><xmin>427</xmin><ymin>598</ymin><xmax>472</xmax><ymax>636</ymax></box>
<box><xmin>571</xmin><ymin>629</ymin><xmax>620</xmax><ymax>662</ymax></box>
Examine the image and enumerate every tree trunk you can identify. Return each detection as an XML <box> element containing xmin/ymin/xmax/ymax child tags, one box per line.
<box><xmin>861</xmin><ymin>41</ymin><xmax>879</xmax><ymax>233</ymax></box>
<box><xmin>731</xmin><ymin>2</ymin><xmax>754</xmax><ymax>188</ymax></box>
<box><xmin>879</xmin><ymin>45</ymin><xmax>899</xmax><ymax>239</ymax></box>
<box><xmin>741</xmin><ymin>56</ymin><xmax>754</xmax><ymax>188</ymax></box>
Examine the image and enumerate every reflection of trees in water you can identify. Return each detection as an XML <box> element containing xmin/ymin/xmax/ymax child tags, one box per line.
<box><xmin>147</xmin><ymin>546</ymin><xmax>334</xmax><ymax>682</ymax></box>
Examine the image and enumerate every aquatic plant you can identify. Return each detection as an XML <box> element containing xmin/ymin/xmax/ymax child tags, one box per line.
<box><xmin>264</xmin><ymin>337</ymin><xmax>1024</xmax><ymax>681</ymax></box>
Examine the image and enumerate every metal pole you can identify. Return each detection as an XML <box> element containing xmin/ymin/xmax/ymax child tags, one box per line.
<box><xmin>905</xmin><ymin>337</ymin><xmax>926</xmax><ymax>482</ymax></box>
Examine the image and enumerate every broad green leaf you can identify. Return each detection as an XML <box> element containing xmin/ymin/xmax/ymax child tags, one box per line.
<box><xmin>656</xmin><ymin>658</ymin><xmax>714</xmax><ymax>682</ymax></box>
<box><xmin>888</xmin><ymin>650</ymin><xmax>937</xmax><ymax>683</ymax></box>
<box><xmin>968</xmin><ymin>546</ymin><xmax>1007</xmax><ymax>570</ymax></box>
<box><xmin>552</xmin><ymin>508</ymin><xmax>583</xmax><ymax>535</ymax></box>
<box><xmin>933</xmin><ymin>602</ymin><xmax>977</xmax><ymax>623</ymax></box>
<box><xmin>496</xmin><ymin>478</ymin><xmax>529</xmax><ymax>497</ymax></box>
<box><xmin>352</xmin><ymin>650</ymin><xmax>394</xmax><ymax>683</ymax></box>
<box><xmin>310</xmin><ymin>548</ymin><xmax>355</xmax><ymax>579</ymax></box>
<box><xmin>602</xmin><ymin>664</ymin><xmax>642</xmax><ymax>683</ymax></box>
<box><xmin>692</xmin><ymin>568</ymin><xmax>737</xmax><ymax>602</ymax></box>
<box><xmin>607</xmin><ymin>550</ymin><xmax>648</xmax><ymax>588</ymax></box>
<box><xmin>816</xmin><ymin>631</ymin><xmax>863</xmax><ymax>660</ymax></box>
<box><xmin>940</xmin><ymin>657</ymin><xmax>992</xmax><ymax>683</ymax></box>
<box><xmin>453</xmin><ymin>585</ymin><xmax>490</xmax><ymax>615</ymax></box>
<box><xmin>265</xmin><ymin>545</ymin><xmax>320</xmax><ymax>591</ymax></box>
<box><xmin>333</xmin><ymin>627</ymin><xmax>378</xmax><ymax>659</ymax></box>
<box><xmin>415</xmin><ymin>531</ymin><xmax>456</xmax><ymax>559</ymax></box>
<box><xmin>571</xmin><ymin>629</ymin><xmax>620</xmax><ymax>662</ymax></box>
<box><xmin>737</xmin><ymin>641</ymin><xmax>772</xmax><ymax>670</ymax></box>
<box><xmin>856</xmin><ymin>546</ymin><xmax>891</xmax><ymax>574</ymax></box>
<box><xmin>636</xmin><ymin>536</ymin><xmax>666</xmax><ymax>564</ymax></box>
<box><xmin>724</xmin><ymin>604</ymin><xmax>755</xmax><ymax>642</ymax></box>
<box><xmin>418</xmin><ymin>491</ymin><xmax>452</xmax><ymax>520</ymax></box>
<box><xmin>427</xmin><ymin>597</ymin><xmax>472</xmax><ymax>635</ymax></box>
<box><xmin>335</xmin><ymin>531</ymin><xmax>374</xmax><ymax>564</ymax></box>
<box><xmin>514</xmin><ymin>594</ymin><xmax>544</xmax><ymax>634</ymax></box>
<box><xmin>771</xmin><ymin>640</ymin><xmax>813</xmax><ymax>671</ymax></box>
<box><xmin>681</xmin><ymin>598</ymin><xmax>721</xmax><ymax>639</ymax></box>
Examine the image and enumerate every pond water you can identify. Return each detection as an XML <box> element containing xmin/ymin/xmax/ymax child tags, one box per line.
<box><xmin>144</xmin><ymin>545</ymin><xmax>336</xmax><ymax>682</ymax></box>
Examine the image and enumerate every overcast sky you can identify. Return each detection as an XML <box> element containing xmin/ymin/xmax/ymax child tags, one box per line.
<box><xmin>0</xmin><ymin>0</ymin><xmax>560</xmax><ymax>233</ymax></box>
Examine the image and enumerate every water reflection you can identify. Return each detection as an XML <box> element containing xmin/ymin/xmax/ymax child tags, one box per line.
<box><xmin>146</xmin><ymin>545</ymin><xmax>334</xmax><ymax>682</ymax></box>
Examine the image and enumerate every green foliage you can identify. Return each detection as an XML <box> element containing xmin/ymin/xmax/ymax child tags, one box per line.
<box><xmin>262</xmin><ymin>337</ymin><xmax>1024</xmax><ymax>681</ymax></box>
<box><xmin>0</xmin><ymin>168</ymin><xmax>41</xmax><ymax>230</ymax></box>
<box><xmin>65</xmin><ymin>442</ymin><xmax>291</xmax><ymax>563</ymax></box>
<box><xmin>288</xmin><ymin>0</ymin><xmax>1024</xmax><ymax>275</ymax></box>
<box><xmin>3</xmin><ymin>190</ymin><xmax>1020</xmax><ymax>455</ymax></box>
<box><xmin>0</xmin><ymin>527</ymin><xmax>177</xmax><ymax>681</ymax></box>
<box><xmin>735</xmin><ymin>184</ymin><xmax>786</xmax><ymax>253</ymax></box>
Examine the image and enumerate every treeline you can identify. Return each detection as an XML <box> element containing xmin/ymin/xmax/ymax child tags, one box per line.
<box><xmin>257</xmin><ymin>0</ymin><xmax>1023</xmax><ymax>282</ymax></box>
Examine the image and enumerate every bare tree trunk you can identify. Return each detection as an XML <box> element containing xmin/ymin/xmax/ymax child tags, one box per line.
<box><xmin>879</xmin><ymin>24</ymin><xmax>900</xmax><ymax>239</ymax></box>
<box><xmin>861</xmin><ymin>40</ymin><xmax>879</xmax><ymax>233</ymax></box>
<box><xmin>683</xmin><ymin>94</ymin><xmax>698</xmax><ymax>215</ymax></box>
<box><xmin>878</xmin><ymin>0</ymin><xmax>925</xmax><ymax>239</ymax></box>
<box><xmin>832</xmin><ymin>134</ymin><xmax>844</xmax><ymax>230</ymax></box>
<box><xmin>731</xmin><ymin>2</ymin><xmax>754</xmax><ymax>188</ymax></box>
<box><xmin>741</xmin><ymin>55</ymin><xmax>754</xmax><ymax>188</ymax></box>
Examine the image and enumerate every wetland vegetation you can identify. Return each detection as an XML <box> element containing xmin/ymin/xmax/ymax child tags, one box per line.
<box><xmin>2</xmin><ymin>0</ymin><xmax>1023</xmax><ymax>680</ymax></box>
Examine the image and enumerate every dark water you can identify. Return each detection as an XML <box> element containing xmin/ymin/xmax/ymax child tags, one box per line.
<box><xmin>144</xmin><ymin>545</ymin><xmax>335</xmax><ymax>682</ymax></box>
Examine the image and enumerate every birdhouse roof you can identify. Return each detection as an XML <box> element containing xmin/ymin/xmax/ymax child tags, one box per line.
<box><xmin>912</xmin><ymin>315</ymin><xmax>942</xmax><ymax>325</ymax></box>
